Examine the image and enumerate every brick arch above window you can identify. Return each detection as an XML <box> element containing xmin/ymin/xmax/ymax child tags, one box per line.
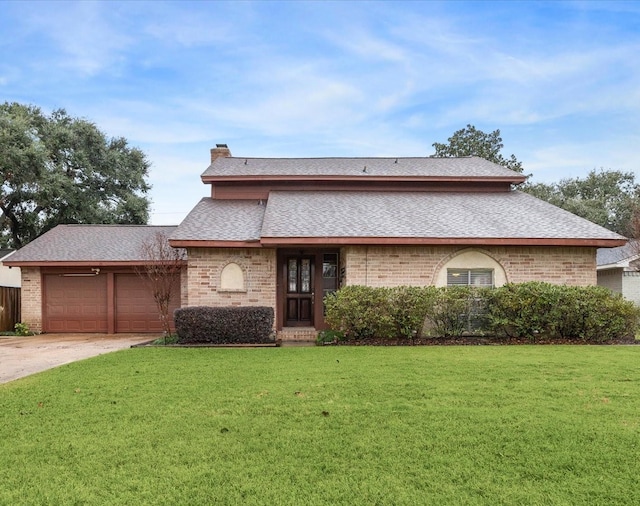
<box><xmin>432</xmin><ymin>249</ymin><xmax>508</xmax><ymax>288</ymax></box>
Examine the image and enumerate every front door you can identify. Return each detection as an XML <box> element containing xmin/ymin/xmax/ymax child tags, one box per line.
<box><xmin>285</xmin><ymin>256</ymin><xmax>314</xmax><ymax>326</ymax></box>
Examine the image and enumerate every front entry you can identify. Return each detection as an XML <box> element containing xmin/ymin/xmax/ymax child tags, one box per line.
<box><xmin>278</xmin><ymin>250</ymin><xmax>339</xmax><ymax>331</ymax></box>
<box><xmin>285</xmin><ymin>256</ymin><xmax>314</xmax><ymax>326</ymax></box>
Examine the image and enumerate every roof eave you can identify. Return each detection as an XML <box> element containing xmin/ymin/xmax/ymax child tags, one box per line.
<box><xmin>201</xmin><ymin>175</ymin><xmax>527</xmax><ymax>184</ymax></box>
<box><xmin>3</xmin><ymin>260</ymin><xmax>187</xmax><ymax>268</ymax></box>
<box><xmin>169</xmin><ymin>239</ymin><xmax>262</xmax><ymax>248</ymax></box>
<box><xmin>258</xmin><ymin>237</ymin><xmax>627</xmax><ymax>247</ymax></box>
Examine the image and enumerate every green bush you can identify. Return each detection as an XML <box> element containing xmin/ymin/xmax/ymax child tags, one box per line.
<box><xmin>14</xmin><ymin>322</ymin><xmax>33</xmax><ymax>336</ymax></box>
<box><xmin>325</xmin><ymin>285</ymin><xmax>476</xmax><ymax>340</ymax></box>
<box><xmin>324</xmin><ymin>286</ymin><xmax>395</xmax><ymax>340</ymax></box>
<box><xmin>316</xmin><ymin>329</ymin><xmax>345</xmax><ymax>345</ymax></box>
<box><xmin>567</xmin><ymin>286</ymin><xmax>639</xmax><ymax>342</ymax></box>
<box><xmin>486</xmin><ymin>282</ymin><xmax>640</xmax><ymax>342</ymax></box>
<box><xmin>324</xmin><ymin>283</ymin><xmax>639</xmax><ymax>343</ymax></box>
<box><xmin>423</xmin><ymin>286</ymin><xmax>490</xmax><ymax>337</ymax></box>
<box><xmin>389</xmin><ymin>286</ymin><xmax>438</xmax><ymax>339</ymax></box>
<box><xmin>485</xmin><ymin>282</ymin><xmax>562</xmax><ymax>340</ymax></box>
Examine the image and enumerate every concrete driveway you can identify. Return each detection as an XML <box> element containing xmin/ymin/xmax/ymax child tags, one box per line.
<box><xmin>0</xmin><ymin>334</ymin><xmax>154</xmax><ymax>384</ymax></box>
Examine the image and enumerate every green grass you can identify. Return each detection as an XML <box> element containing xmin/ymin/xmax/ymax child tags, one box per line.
<box><xmin>1</xmin><ymin>346</ymin><xmax>640</xmax><ymax>505</ymax></box>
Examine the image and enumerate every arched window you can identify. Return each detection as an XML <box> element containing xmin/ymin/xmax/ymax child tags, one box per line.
<box><xmin>434</xmin><ymin>250</ymin><xmax>507</xmax><ymax>288</ymax></box>
<box><xmin>220</xmin><ymin>262</ymin><xmax>245</xmax><ymax>292</ymax></box>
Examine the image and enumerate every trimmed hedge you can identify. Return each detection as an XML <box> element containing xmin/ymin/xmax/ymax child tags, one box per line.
<box><xmin>324</xmin><ymin>286</ymin><xmax>437</xmax><ymax>340</ymax></box>
<box><xmin>174</xmin><ymin>306</ymin><xmax>275</xmax><ymax>344</ymax></box>
<box><xmin>324</xmin><ymin>283</ymin><xmax>640</xmax><ymax>343</ymax></box>
<box><xmin>485</xmin><ymin>282</ymin><xmax>640</xmax><ymax>342</ymax></box>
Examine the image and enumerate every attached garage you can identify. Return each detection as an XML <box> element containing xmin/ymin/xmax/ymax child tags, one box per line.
<box><xmin>42</xmin><ymin>270</ymin><xmax>181</xmax><ymax>334</ymax></box>
<box><xmin>7</xmin><ymin>225</ymin><xmax>186</xmax><ymax>334</ymax></box>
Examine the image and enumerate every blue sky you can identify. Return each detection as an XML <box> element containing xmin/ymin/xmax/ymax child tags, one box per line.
<box><xmin>1</xmin><ymin>1</ymin><xmax>639</xmax><ymax>225</ymax></box>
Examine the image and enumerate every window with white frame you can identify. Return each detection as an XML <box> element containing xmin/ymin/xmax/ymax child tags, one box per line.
<box><xmin>447</xmin><ymin>268</ymin><xmax>494</xmax><ymax>287</ymax></box>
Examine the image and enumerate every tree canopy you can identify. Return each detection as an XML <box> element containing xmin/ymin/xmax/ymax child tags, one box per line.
<box><xmin>0</xmin><ymin>102</ymin><xmax>151</xmax><ymax>248</ymax></box>
<box><xmin>432</xmin><ymin>124</ymin><xmax>524</xmax><ymax>173</ymax></box>
<box><xmin>433</xmin><ymin>124</ymin><xmax>640</xmax><ymax>235</ymax></box>
<box><xmin>523</xmin><ymin>170</ymin><xmax>640</xmax><ymax>236</ymax></box>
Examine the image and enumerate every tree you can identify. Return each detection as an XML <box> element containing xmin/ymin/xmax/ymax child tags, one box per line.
<box><xmin>432</xmin><ymin>124</ymin><xmax>524</xmax><ymax>173</ymax></box>
<box><xmin>135</xmin><ymin>231</ymin><xmax>185</xmax><ymax>341</ymax></box>
<box><xmin>0</xmin><ymin>102</ymin><xmax>150</xmax><ymax>248</ymax></box>
<box><xmin>522</xmin><ymin>170</ymin><xmax>640</xmax><ymax>235</ymax></box>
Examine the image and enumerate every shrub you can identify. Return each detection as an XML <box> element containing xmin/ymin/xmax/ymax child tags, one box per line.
<box><xmin>174</xmin><ymin>306</ymin><xmax>274</xmax><ymax>344</ymax></box>
<box><xmin>316</xmin><ymin>329</ymin><xmax>345</xmax><ymax>345</ymax></box>
<box><xmin>388</xmin><ymin>286</ymin><xmax>438</xmax><ymax>340</ymax></box>
<box><xmin>485</xmin><ymin>282</ymin><xmax>562</xmax><ymax>340</ymax></box>
<box><xmin>567</xmin><ymin>286</ymin><xmax>639</xmax><ymax>342</ymax></box>
<box><xmin>423</xmin><ymin>287</ymin><xmax>490</xmax><ymax>337</ymax></box>
<box><xmin>324</xmin><ymin>286</ymin><xmax>395</xmax><ymax>340</ymax></box>
<box><xmin>14</xmin><ymin>322</ymin><xmax>34</xmax><ymax>336</ymax></box>
<box><xmin>324</xmin><ymin>282</ymin><xmax>640</xmax><ymax>343</ymax></box>
<box><xmin>486</xmin><ymin>283</ymin><xmax>640</xmax><ymax>342</ymax></box>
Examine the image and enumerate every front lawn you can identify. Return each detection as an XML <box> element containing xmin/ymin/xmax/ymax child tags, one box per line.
<box><xmin>1</xmin><ymin>346</ymin><xmax>639</xmax><ymax>505</ymax></box>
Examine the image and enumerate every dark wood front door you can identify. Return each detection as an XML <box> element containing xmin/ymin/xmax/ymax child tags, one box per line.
<box><xmin>285</xmin><ymin>256</ymin><xmax>314</xmax><ymax>326</ymax></box>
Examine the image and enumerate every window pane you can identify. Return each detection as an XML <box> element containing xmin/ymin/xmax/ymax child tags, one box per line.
<box><xmin>288</xmin><ymin>259</ymin><xmax>297</xmax><ymax>292</ymax></box>
<box><xmin>470</xmin><ymin>269</ymin><xmax>493</xmax><ymax>287</ymax></box>
<box><xmin>322</xmin><ymin>254</ymin><xmax>337</xmax><ymax>278</ymax></box>
<box><xmin>447</xmin><ymin>268</ymin><xmax>493</xmax><ymax>287</ymax></box>
<box><xmin>447</xmin><ymin>269</ymin><xmax>469</xmax><ymax>286</ymax></box>
<box><xmin>300</xmin><ymin>259</ymin><xmax>311</xmax><ymax>293</ymax></box>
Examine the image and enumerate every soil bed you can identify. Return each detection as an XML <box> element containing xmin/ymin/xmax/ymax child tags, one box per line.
<box><xmin>329</xmin><ymin>335</ymin><xmax>639</xmax><ymax>346</ymax></box>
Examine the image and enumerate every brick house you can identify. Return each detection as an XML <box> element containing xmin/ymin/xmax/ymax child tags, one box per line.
<box><xmin>597</xmin><ymin>240</ymin><xmax>640</xmax><ymax>305</ymax></box>
<box><xmin>5</xmin><ymin>144</ymin><xmax>626</xmax><ymax>338</ymax></box>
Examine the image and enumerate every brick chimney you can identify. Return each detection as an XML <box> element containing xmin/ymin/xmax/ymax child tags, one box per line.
<box><xmin>210</xmin><ymin>144</ymin><xmax>232</xmax><ymax>163</ymax></box>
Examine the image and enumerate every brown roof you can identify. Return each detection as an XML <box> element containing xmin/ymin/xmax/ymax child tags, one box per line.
<box><xmin>5</xmin><ymin>225</ymin><xmax>181</xmax><ymax>265</ymax></box>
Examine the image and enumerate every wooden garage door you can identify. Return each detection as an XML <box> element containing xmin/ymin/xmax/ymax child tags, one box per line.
<box><xmin>44</xmin><ymin>275</ymin><xmax>108</xmax><ymax>332</ymax></box>
<box><xmin>115</xmin><ymin>274</ymin><xmax>180</xmax><ymax>333</ymax></box>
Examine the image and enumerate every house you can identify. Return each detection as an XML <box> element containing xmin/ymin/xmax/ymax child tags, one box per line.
<box><xmin>0</xmin><ymin>249</ymin><xmax>20</xmax><ymax>288</ymax></box>
<box><xmin>5</xmin><ymin>144</ymin><xmax>626</xmax><ymax>338</ymax></box>
<box><xmin>0</xmin><ymin>249</ymin><xmax>21</xmax><ymax>332</ymax></box>
<box><xmin>597</xmin><ymin>240</ymin><xmax>640</xmax><ymax>305</ymax></box>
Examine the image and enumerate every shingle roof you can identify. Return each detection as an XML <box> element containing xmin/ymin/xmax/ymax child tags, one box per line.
<box><xmin>202</xmin><ymin>156</ymin><xmax>525</xmax><ymax>180</ymax></box>
<box><xmin>171</xmin><ymin>198</ymin><xmax>265</xmax><ymax>242</ymax></box>
<box><xmin>260</xmin><ymin>191</ymin><xmax>623</xmax><ymax>240</ymax></box>
<box><xmin>5</xmin><ymin>225</ymin><xmax>179</xmax><ymax>263</ymax></box>
<box><xmin>597</xmin><ymin>240</ymin><xmax>637</xmax><ymax>267</ymax></box>
<box><xmin>169</xmin><ymin>190</ymin><xmax>623</xmax><ymax>245</ymax></box>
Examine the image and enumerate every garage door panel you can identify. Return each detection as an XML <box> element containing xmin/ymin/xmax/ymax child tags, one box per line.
<box><xmin>115</xmin><ymin>274</ymin><xmax>180</xmax><ymax>333</ymax></box>
<box><xmin>44</xmin><ymin>275</ymin><xmax>108</xmax><ymax>333</ymax></box>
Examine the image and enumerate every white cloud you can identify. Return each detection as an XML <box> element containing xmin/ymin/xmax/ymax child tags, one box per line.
<box><xmin>17</xmin><ymin>2</ymin><xmax>133</xmax><ymax>77</ymax></box>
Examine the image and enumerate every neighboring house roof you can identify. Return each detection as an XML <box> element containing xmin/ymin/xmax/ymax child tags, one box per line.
<box><xmin>202</xmin><ymin>156</ymin><xmax>527</xmax><ymax>183</ymax></box>
<box><xmin>597</xmin><ymin>240</ymin><xmax>638</xmax><ymax>270</ymax></box>
<box><xmin>4</xmin><ymin>225</ymin><xmax>181</xmax><ymax>266</ymax></box>
<box><xmin>171</xmin><ymin>191</ymin><xmax>625</xmax><ymax>247</ymax></box>
<box><xmin>0</xmin><ymin>249</ymin><xmax>15</xmax><ymax>261</ymax></box>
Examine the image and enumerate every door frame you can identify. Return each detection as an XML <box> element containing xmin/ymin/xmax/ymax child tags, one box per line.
<box><xmin>276</xmin><ymin>249</ymin><xmax>339</xmax><ymax>331</ymax></box>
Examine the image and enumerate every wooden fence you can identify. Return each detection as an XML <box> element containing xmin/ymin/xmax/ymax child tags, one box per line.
<box><xmin>0</xmin><ymin>287</ymin><xmax>20</xmax><ymax>332</ymax></box>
